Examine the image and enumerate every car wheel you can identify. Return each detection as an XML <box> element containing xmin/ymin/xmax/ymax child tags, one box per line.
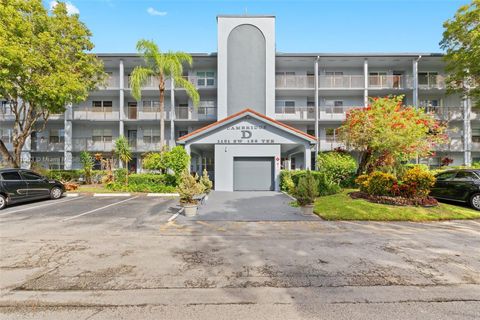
<box><xmin>470</xmin><ymin>193</ymin><xmax>480</xmax><ymax>211</ymax></box>
<box><xmin>50</xmin><ymin>187</ymin><xmax>63</xmax><ymax>200</ymax></box>
<box><xmin>0</xmin><ymin>194</ymin><xmax>6</xmax><ymax>210</ymax></box>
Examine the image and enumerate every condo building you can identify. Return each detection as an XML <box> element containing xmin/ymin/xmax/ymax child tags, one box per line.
<box><xmin>0</xmin><ymin>15</ymin><xmax>478</xmax><ymax>191</ymax></box>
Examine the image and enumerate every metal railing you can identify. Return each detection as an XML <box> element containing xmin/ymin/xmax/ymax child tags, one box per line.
<box><xmin>125</xmin><ymin>76</ymin><xmax>171</xmax><ymax>89</ymax></box>
<box><xmin>72</xmin><ymin>138</ymin><xmax>114</xmax><ymax>152</ymax></box>
<box><xmin>73</xmin><ymin>106</ymin><xmax>120</xmax><ymax>121</ymax></box>
<box><xmin>276</xmin><ymin>75</ymin><xmax>315</xmax><ymax>89</ymax></box>
<box><xmin>31</xmin><ymin>142</ymin><xmax>65</xmax><ymax>152</ymax></box>
<box><xmin>319</xmin><ymin>75</ymin><xmax>364</xmax><ymax>89</ymax></box>
<box><xmin>274</xmin><ymin>106</ymin><xmax>315</xmax><ymax>120</ymax></box>
<box><xmin>175</xmin><ymin>106</ymin><xmax>217</xmax><ymax>120</ymax></box>
<box><xmin>420</xmin><ymin>106</ymin><xmax>465</xmax><ymax>120</ymax></box>
<box><xmin>320</xmin><ymin>106</ymin><xmax>359</xmax><ymax>119</ymax></box>
<box><xmin>435</xmin><ymin>138</ymin><xmax>464</xmax><ymax>152</ymax></box>
<box><xmin>418</xmin><ymin>75</ymin><xmax>446</xmax><ymax>90</ymax></box>
<box><xmin>368</xmin><ymin>75</ymin><xmax>413</xmax><ymax>89</ymax></box>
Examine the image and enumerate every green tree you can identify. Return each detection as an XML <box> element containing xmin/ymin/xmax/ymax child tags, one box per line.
<box><xmin>80</xmin><ymin>151</ymin><xmax>94</xmax><ymax>184</ymax></box>
<box><xmin>339</xmin><ymin>96</ymin><xmax>448</xmax><ymax>175</ymax></box>
<box><xmin>114</xmin><ymin>136</ymin><xmax>132</xmax><ymax>184</ymax></box>
<box><xmin>440</xmin><ymin>0</ymin><xmax>479</xmax><ymax>108</ymax></box>
<box><xmin>316</xmin><ymin>151</ymin><xmax>357</xmax><ymax>186</ymax></box>
<box><xmin>130</xmin><ymin>40</ymin><xmax>200</xmax><ymax>149</ymax></box>
<box><xmin>0</xmin><ymin>0</ymin><xmax>105</xmax><ymax>167</ymax></box>
<box><xmin>142</xmin><ymin>146</ymin><xmax>190</xmax><ymax>179</ymax></box>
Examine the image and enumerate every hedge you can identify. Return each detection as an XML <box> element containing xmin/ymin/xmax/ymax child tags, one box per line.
<box><xmin>280</xmin><ymin>170</ymin><xmax>341</xmax><ymax>196</ymax></box>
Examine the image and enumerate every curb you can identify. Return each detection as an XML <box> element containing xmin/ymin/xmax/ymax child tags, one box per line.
<box><xmin>168</xmin><ymin>207</ymin><xmax>184</xmax><ymax>222</ymax></box>
<box><xmin>93</xmin><ymin>193</ymin><xmax>131</xmax><ymax>197</ymax></box>
<box><xmin>65</xmin><ymin>193</ymin><xmax>79</xmax><ymax>197</ymax></box>
<box><xmin>147</xmin><ymin>193</ymin><xmax>180</xmax><ymax>197</ymax></box>
<box><xmin>281</xmin><ymin>191</ymin><xmax>297</xmax><ymax>201</ymax></box>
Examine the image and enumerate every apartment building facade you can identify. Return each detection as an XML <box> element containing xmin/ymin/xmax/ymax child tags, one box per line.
<box><xmin>1</xmin><ymin>15</ymin><xmax>478</xmax><ymax>191</ymax></box>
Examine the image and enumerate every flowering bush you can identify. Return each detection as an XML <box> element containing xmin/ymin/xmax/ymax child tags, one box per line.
<box><xmin>399</xmin><ymin>166</ymin><xmax>436</xmax><ymax>198</ymax></box>
<box><xmin>356</xmin><ymin>171</ymin><xmax>397</xmax><ymax>196</ymax></box>
<box><xmin>441</xmin><ymin>156</ymin><xmax>454</xmax><ymax>167</ymax></box>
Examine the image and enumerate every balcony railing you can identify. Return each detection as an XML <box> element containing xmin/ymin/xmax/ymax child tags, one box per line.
<box><xmin>368</xmin><ymin>75</ymin><xmax>413</xmax><ymax>89</ymax></box>
<box><xmin>421</xmin><ymin>106</ymin><xmax>465</xmax><ymax>120</ymax></box>
<box><xmin>73</xmin><ymin>106</ymin><xmax>120</xmax><ymax>121</ymax></box>
<box><xmin>418</xmin><ymin>75</ymin><xmax>446</xmax><ymax>90</ymax></box>
<box><xmin>183</xmin><ymin>76</ymin><xmax>217</xmax><ymax>89</ymax></box>
<box><xmin>319</xmin><ymin>138</ymin><xmax>346</xmax><ymax>152</ymax></box>
<box><xmin>275</xmin><ymin>106</ymin><xmax>315</xmax><ymax>120</ymax></box>
<box><xmin>31</xmin><ymin>141</ymin><xmax>65</xmax><ymax>152</ymax></box>
<box><xmin>320</xmin><ymin>106</ymin><xmax>359</xmax><ymax>120</ymax></box>
<box><xmin>72</xmin><ymin>138</ymin><xmax>114</xmax><ymax>152</ymax></box>
<box><xmin>131</xmin><ymin>140</ymin><xmax>162</xmax><ymax>152</ymax></box>
<box><xmin>435</xmin><ymin>138</ymin><xmax>464</xmax><ymax>152</ymax></box>
<box><xmin>319</xmin><ymin>75</ymin><xmax>364</xmax><ymax>89</ymax></box>
<box><xmin>276</xmin><ymin>75</ymin><xmax>315</xmax><ymax>89</ymax></box>
<box><xmin>97</xmin><ymin>76</ymin><xmax>120</xmax><ymax>90</ymax></box>
<box><xmin>175</xmin><ymin>106</ymin><xmax>217</xmax><ymax>120</ymax></box>
<box><xmin>125</xmin><ymin>76</ymin><xmax>172</xmax><ymax>90</ymax></box>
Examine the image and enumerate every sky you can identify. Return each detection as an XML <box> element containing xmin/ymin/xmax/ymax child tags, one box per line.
<box><xmin>44</xmin><ymin>0</ymin><xmax>468</xmax><ymax>54</ymax></box>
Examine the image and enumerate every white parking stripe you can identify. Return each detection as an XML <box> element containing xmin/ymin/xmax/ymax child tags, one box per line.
<box><xmin>62</xmin><ymin>196</ymin><xmax>139</xmax><ymax>222</ymax></box>
<box><xmin>0</xmin><ymin>196</ymin><xmax>84</xmax><ymax>217</ymax></box>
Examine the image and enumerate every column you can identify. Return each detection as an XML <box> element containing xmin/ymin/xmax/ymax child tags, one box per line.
<box><xmin>119</xmin><ymin>59</ymin><xmax>125</xmax><ymax>137</ymax></box>
<box><xmin>314</xmin><ymin>56</ymin><xmax>319</xmax><ymax>168</ymax></box>
<box><xmin>185</xmin><ymin>143</ymin><xmax>191</xmax><ymax>172</ymax></box>
<box><xmin>21</xmin><ymin>136</ymin><xmax>31</xmax><ymax>169</ymax></box>
<box><xmin>412</xmin><ymin>57</ymin><xmax>419</xmax><ymax>107</ymax></box>
<box><xmin>304</xmin><ymin>143</ymin><xmax>312</xmax><ymax>170</ymax></box>
<box><xmin>170</xmin><ymin>77</ymin><xmax>175</xmax><ymax>147</ymax></box>
<box><xmin>363</xmin><ymin>58</ymin><xmax>369</xmax><ymax>107</ymax></box>
<box><xmin>464</xmin><ymin>87</ymin><xmax>472</xmax><ymax>166</ymax></box>
<box><xmin>64</xmin><ymin>103</ymin><xmax>73</xmax><ymax>169</ymax></box>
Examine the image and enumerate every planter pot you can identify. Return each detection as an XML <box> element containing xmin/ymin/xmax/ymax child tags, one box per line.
<box><xmin>183</xmin><ymin>204</ymin><xmax>198</xmax><ymax>217</ymax></box>
<box><xmin>300</xmin><ymin>204</ymin><xmax>314</xmax><ymax>216</ymax></box>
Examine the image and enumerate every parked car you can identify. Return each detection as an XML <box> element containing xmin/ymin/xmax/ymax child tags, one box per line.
<box><xmin>0</xmin><ymin>169</ymin><xmax>65</xmax><ymax>210</ymax></box>
<box><xmin>431</xmin><ymin>169</ymin><xmax>480</xmax><ymax>210</ymax></box>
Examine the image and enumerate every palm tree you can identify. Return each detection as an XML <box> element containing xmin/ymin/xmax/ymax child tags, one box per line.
<box><xmin>130</xmin><ymin>39</ymin><xmax>200</xmax><ymax>149</ymax></box>
<box><xmin>114</xmin><ymin>136</ymin><xmax>132</xmax><ymax>184</ymax></box>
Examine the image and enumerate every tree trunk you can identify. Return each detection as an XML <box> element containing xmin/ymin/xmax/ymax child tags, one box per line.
<box><xmin>0</xmin><ymin>139</ymin><xmax>18</xmax><ymax>168</ymax></box>
<box><xmin>357</xmin><ymin>149</ymin><xmax>372</xmax><ymax>176</ymax></box>
<box><xmin>159</xmin><ymin>81</ymin><xmax>165</xmax><ymax>150</ymax></box>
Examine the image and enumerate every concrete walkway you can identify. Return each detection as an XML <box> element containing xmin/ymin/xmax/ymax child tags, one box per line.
<box><xmin>182</xmin><ymin>191</ymin><xmax>319</xmax><ymax>221</ymax></box>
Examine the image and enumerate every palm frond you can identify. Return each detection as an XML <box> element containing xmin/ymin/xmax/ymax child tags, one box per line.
<box><xmin>175</xmin><ymin>76</ymin><xmax>200</xmax><ymax>107</ymax></box>
<box><xmin>130</xmin><ymin>66</ymin><xmax>153</xmax><ymax>100</ymax></box>
<box><xmin>136</xmin><ymin>39</ymin><xmax>161</xmax><ymax>71</ymax></box>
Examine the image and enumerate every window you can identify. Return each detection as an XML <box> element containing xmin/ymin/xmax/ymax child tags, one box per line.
<box><xmin>453</xmin><ymin>171</ymin><xmax>478</xmax><ymax>181</ymax></box>
<box><xmin>178</xmin><ymin>130</ymin><xmax>188</xmax><ymax>138</ymax></box>
<box><xmin>1</xmin><ymin>172</ymin><xmax>22</xmax><ymax>180</ymax></box>
<box><xmin>0</xmin><ymin>129</ymin><xmax>12</xmax><ymax>143</ymax></box>
<box><xmin>369</xmin><ymin>72</ymin><xmax>387</xmax><ymax>87</ymax></box>
<box><xmin>49</xmin><ymin>129</ymin><xmax>65</xmax><ymax>144</ymax></box>
<box><xmin>21</xmin><ymin>171</ymin><xmax>43</xmax><ymax>180</ymax></box>
<box><xmin>472</xmin><ymin>129</ymin><xmax>480</xmax><ymax>143</ymax></box>
<box><xmin>196</xmin><ymin>71</ymin><xmax>215</xmax><ymax>87</ymax></box>
<box><xmin>275</xmin><ymin>101</ymin><xmax>296</xmax><ymax>114</ymax></box>
<box><xmin>435</xmin><ymin>171</ymin><xmax>457</xmax><ymax>181</ymax></box>
<box><xmin>198</xmin><ymin>100</ymin><xmax>216</xmax><ymax>115</ymax></box>
<box><xmin>92</xmin><ymin>129</ymin><xmax>112</xmax><ymax>142</ymax></box>
<box><xmin>143</xmin><ymin>129</ymin><xmax>160</xmax><ymax>144</ymax></box>
<box><xmin>419</xmin><ymin>72</ymin><xmax>438</xmax><ymax>86</ymax></box>
<box><xmin>325</xmin><ymin>128</ymin><xmax>339</xmax><ymax>141</ymax></box>
<box><xmin>325</xmin><ymin>100</ymin><xmax>344</xmax><ymax>113</ymax></box>
<box><xmin>91</xmin><ymin>101</ymin><xmax>113</xmax><ymax>111</ymax></box>
<box><xmin>142</xmin><ymin>100</ymin><xmax>160</xmax><ymax>112</ymax></box>
<box><xmin>307</xmin><ymin>129</ymin><xmax>315</xmax><ymax>136</ymax></box>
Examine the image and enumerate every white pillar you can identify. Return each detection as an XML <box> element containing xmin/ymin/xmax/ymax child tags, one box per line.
<box><xmin>64</xmin><ymin>103</ymin><xmax>73</xmax><ymax>170</ymax></box>
<box><xmin>463</xmin><ymin>86</ymin><xmax>472</xmax><ymax>166</ymax></box>
<box><xmin>412</xmin><ymin>57</ymin><xmax>420</xmax><ymax>107</ymax></box>
<box><xmin>119</xmin><ymin>59</ymin><xmax>125</xmax><ymax>137</ymax></box>
<box><xmin>305</xmin><ymin>144</ymin><xmax>312</xmax><ymax>170</ymax></box>
<box><xmin>314</xmin><ymin>56</ymin><xmax>319</xmax><ymax>168</ymax></box>
<box><xmin>185</xmin><ymin>143</ymin><xmax>191</xmax><ymax>172</ymax></box>
<box><xmin>170</xmin><ymin>78</ymin><xmax>175</xmax><ymax>147</ymax></box>
<box><xmin>363</xmin><ymin>58</ymin><xmax>369</xmax><ymax>107</ymax></box>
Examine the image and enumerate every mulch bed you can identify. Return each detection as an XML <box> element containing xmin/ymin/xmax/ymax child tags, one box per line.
<box><xmin>349</xmin><ymin>191</ymin><xmax>438</xmax><ymax>207</ymax></box>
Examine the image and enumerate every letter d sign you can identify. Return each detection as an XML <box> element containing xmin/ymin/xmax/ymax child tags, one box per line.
<box><xmin>241</xmin><ymin>130</ymin><xmax>252</xmax><ymax>139</ymax></box>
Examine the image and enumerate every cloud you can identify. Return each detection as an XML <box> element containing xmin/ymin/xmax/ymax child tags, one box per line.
<box><xmin>49</xmin><ymin>1</ymin><xmax>80</xmax><ymax>15</ymax></box>
<box><xmin>147</xmin><ymin>7</ymin><xmax>167</xmax><ymax>16</ymax></box>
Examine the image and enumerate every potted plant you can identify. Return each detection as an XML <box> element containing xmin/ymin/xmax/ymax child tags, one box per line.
<box><xmin>178</xmin><ymin>170</ymin><xmax>203</xmax><ymax>217</ymax></box>
<box><xmin>293</xmin><ymin>171</ymin><xmax>319</xmax><ymax>215</ymax></box>
<box><xmin>199</xmin><ymin>169</ymin><xmax>213</xmax><ymax>200</ymax></box>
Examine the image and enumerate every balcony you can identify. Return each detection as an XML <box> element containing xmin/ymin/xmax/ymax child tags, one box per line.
<box><xmin>73</xmin><ymin>106</ymin><xmax>120</xmax><ymax>121</ymax></box>
<box><xmin>0</xmin><ymin>110</ymin><xmax>15</xmax><ymax>121</ymax></box>
<box><xmin>31</xmin><ymin>141</ymin><xmax>64</xmax><ymax>152</ymax></box>
<box><xmin>319</xmin><ymin>75</ymin><xmax>364</xmax><ymax>89</ymax></box>
<box><xmin>319</xmin><ymin>137</ymin><xmax>346</xmax><ymax>152</ymax></box>
<box><xmin>368</xmin><ymin>75</ymin><xmax>413</xmax><ymax>89</ymax></box>
<box><xmin>130</xmin><ymin>140</ymin><xmax>162</xmax><ymax>152</ymax></box>
<box><xmin>421</xmin><ymin>106</ymin><xmax>465</xmax><ymax>121</ymax></box>
<box><xmin>72</xmin><ymin>138</ymin><xmax>114</xmax><ymax>152</ymax></box>
<box><xmin>435</xmin><ymin>138</ymin><xmax>464</xmax><ymax>152</ymax></box>
<box><xmin>275</xmin><ymin>106</ymin><xmax>315</xmax><ymax>120</ymax></box>
<box><xmin>418</xmin><ymin>75</ymin><xmax>446</xmax><ymax>90</ymax></box>
<box><xmin>276</xmin><ymin>75</ymin><xmax>315</xmax><ymax>89</ymax></box>
<box><xmin>125</xmin><ymin>76</ymin><xmax>171</xmax><ymax>90</ymax></box>
<box><xmin>320</xmin><ymin>106</ymin><xmax>359</xmax><ymax>121</ymax></box>
<box><xmin>97</xmin><ymin>75</ymin><xmax>120</xmax><ymax>90</ymax></box>
<box><xmin>183</xmin><ymin>76</ymin><xmax>217</xmax><ymax>89</ymax></box>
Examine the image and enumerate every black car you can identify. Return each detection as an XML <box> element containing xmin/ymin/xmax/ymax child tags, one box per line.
<box><xmin>0</xmin><ymin>169</ymin><xmax>65</xmax><ymax>210</ymax></box>
<box><xmin>431</xmin><ymin>169</ymin><xmax>480</xmax><ymax>210</ymax></box>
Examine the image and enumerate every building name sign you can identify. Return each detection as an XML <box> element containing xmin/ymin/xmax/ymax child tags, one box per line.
<box><xmin>217</xmin><ymin>124</ymin><xmax>275</xmax><ymax>144</ymax></box>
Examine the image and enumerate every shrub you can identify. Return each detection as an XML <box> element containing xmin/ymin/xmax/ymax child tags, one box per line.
<box><xmin>293</xmin><ymin>171</ymin><xmax>319</xmax><ymax>206</ymax></box>
<box><xmin>178</xmin><ymin>170</ymin><xmax>202</xmax><ymax>205</ymax></box>
<box><xmin>359</xmin><ymin>171</ymin><xmax>397</xmax><ymax>196</ymax></box>
<box><xmin>106</xmin><ymin>182</ymin><xmax>176</xmax><ymax>193</ymax></box>
<box><xmin>113</xmin><ymin>168</ymin><xmax>128</xmax><ymax>185</ymax></box>
<box><xmin>199</xmin><ymin>169</ymin><xmax>213</xmax><ymax>194</ymax></box>
<box><xmin>80</xmin><ymin>151</ymin><xmax>94</xmax><ymax>184</ymax></box>
<box><xmin>280</xmin><ymin>171</ymin><xmax>295</xmax><ymax>194</ymax></box>
<box><xmin>142</xmin><ymin>146</ymin><xmax>190</xmax><ymax>179</ymax></box>
<box><xmin>316</xmin><ymin>172</ymin><xmax>342</xmax><ymax>196</ymax></box>
<box><xmin>128</xmin><ymin>173</ymin><xmax>176</xmax><ymax>186</ymax></box>
<box><xmin>281</xmin><ymin>170</ymin><xmax>341</xmax><ymax>196</ymax></box>
<box><xmin>316</xmin><ymin>151</ymin><xmax>357</xmax><ymax>187</ymax></box>
<box><xmin>399</xmin><ymin>166</ymin><xmax>436</xmax><ymax>198</ymax></box>
<box><xmin>46</xmin><ymin>170</ymin><xmax>82</xmax><ymax>182</ymax></box>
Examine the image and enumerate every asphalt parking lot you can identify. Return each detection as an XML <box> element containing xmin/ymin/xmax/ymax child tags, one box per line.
<box><xmin>0</xmin><ymin>194</ymin><xmax>479</xmax><ymax>319</ymax></box>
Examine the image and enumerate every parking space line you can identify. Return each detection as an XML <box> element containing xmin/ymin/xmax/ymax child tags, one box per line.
<box><xmin>62</xmin><ymin>196</ymin><xmax>139</xmax><ymax>222</ymax></box>
<box><xmin>0</xmin><ymin>196</ymin><xmax>85</xmax><ymax>217</ymax></box>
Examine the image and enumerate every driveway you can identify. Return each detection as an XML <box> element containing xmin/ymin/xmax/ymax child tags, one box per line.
<box><xmin>180</xmin><ymin>191</ymin><xmax>319</xmax><ymax>221</ymax></box>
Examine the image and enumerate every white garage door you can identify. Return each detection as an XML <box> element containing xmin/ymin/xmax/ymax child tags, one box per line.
<box><xmin>233</xmin><ymin>157</ymin><xmax>274</xmax><ymax>191</ymax></box>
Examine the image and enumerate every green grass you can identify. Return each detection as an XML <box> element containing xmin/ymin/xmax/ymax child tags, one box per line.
<box><xmin>314</xmin><ymin>189</ymin><xmax>480</xmax><ymax>221</ymax></box>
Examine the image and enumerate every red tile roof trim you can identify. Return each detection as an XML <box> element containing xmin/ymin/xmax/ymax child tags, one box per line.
<box><xmin>177</xmin><ymin>108</ymin><xmax>317</xmax><ymax>142</ymax></box>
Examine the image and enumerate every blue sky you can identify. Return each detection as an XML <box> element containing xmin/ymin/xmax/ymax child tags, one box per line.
<box><xmin>45</xmin><ymin>0</ymin><xmax>467</xmax><ymax>54</ymax></box>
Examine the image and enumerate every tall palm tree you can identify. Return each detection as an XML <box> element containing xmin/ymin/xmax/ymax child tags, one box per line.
<box><xmin>130</xmin><ymin>39</ymin><xmax>200</xmax><ymax>149</ymax></box>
